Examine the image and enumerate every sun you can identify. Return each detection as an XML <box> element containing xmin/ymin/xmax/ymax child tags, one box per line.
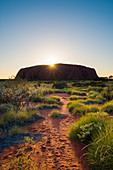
<box><xmin>50</xmin><ymin>63</ymin><xmax>54</xmax><ymax>67</ymax></box>
<box><xmin>45</xmin><ymin>57</ymin><xmax>56</xmax><ymax>67</ymax></box>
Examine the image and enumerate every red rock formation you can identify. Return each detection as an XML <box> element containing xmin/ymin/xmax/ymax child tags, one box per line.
<box><xmin>15</xmin><ymin>63</ymin><xmax>98</xmax><ymax>80</ymax></box>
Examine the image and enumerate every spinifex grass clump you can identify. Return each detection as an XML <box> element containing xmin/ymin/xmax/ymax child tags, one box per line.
<box><xmin>101</xmin><ymin>100</ymin><xmax>113</xmax><ymax>114</ymax></box>
<box><xmin>69</xmin><ymin>95</ymin><xmax>87</xmax><ymax>100</ymax></box>
<box><xmin>0</xmin><ymin>103</ymin><xmax>14</xmax><ymax>114</ymax></box>
<box><xmin>52</xmin><ymin>81</ymin><xmax>67</xmax><ymax>89</ymax></box>
<box><xmin>36</xmin><ymin>103</ymin><xmax>60</xmax><ymax>110</ymax></box>
<box><xmin>9</xmin><ymin>125</ymin><xmax>24</xmax><ymax>136</ymax></box>
<box><xmin>71</xmin><ymin>90</ymin><xmax>86</xmax><ymax>96</ymax></box>
<box><xmin>101</xmin><ymin>86</ymin><xmax>113</xmax><ymax>101</ymax></box>
<box><xmin>43</xmin><ymin>96</ymin><xmax>60</xmax><ymax>104</ymax></box>
<box><xmin>88</xmin><ymin>120</ymin><xmax>113</xmax><ymax>169</ymax></box>
<box><xmin>68</xmin><ymin>114</ymin><xmax>108</xmax><ymax>144</ymax></box>
<box><xmin>0</xmin><ymin>108</ymin><xmax>40</xmax><ymax>126</ymax></box>
<box><xmin>88</xmin><ymin>91</ymin><xmax>99</xmax><ymax>99</ymax></box>
<box><xmin>88</xmin><ymin>104</ymin><xmax>100</xmax><ymax>112</ymax></box>
<box><xmin>67</xmin><ymin>101</ymin><xmax>89</xmax><ymax>115</ymax></box>
<box><xmin>50</xmin><ymin>110</ymin><xmax>59</xmax><ymax>118</ymax></box>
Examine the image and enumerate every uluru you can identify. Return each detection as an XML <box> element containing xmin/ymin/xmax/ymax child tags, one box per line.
<box><xmin>15</xmin><ymin>63</ymin><xmax>98</xmax><ymax>80</ymax></box>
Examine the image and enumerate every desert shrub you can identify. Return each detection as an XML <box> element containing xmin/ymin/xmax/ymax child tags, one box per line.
<box><xmin>88</xmin><ymin>86</ymin><xmax>103</xmax><ymax>93</ymax></box>
<box><xmin>101</xmin><ymin>87</ymin><xmax>113</xmax><ymax>101</ymax></box>
<box><xmin>95</xmin><ymin>95</ymin><xmax>106</xmax><ymax>104</ymax></box>
<box><xmin>101</xmin><ymin>100</ymin><xmax>113</xmax><ymax>114</ymax></box>
<box><xmin>0</xmin><ymin>80</ymin><xmax>29</xmax><ymax>110</ymax></box>
<box><xmin>52</xmin><ymin>81</ymin><xmax>67</xmax><ymax>89</ymax></box>
<box><xmin>0</xmin><ymin>108</ymin><xmax>40</xmax><ymax>125</ymax></box>
<box><xmin>9</xmin><ymin>125</ymin><xmax>23</xmax><ymax>136</ymax></box>
<box><xmin>88</xmin><ymin>121</ymin><xmax>113</xmax><ymax>169</ymax></box>
<box><xmin>43</xmin><ymin>96</ymin><xmax>60</xmax><ymax>104</ymax></box>
<box><xmin>73</xmin><ymin>104</ymin><xmax>89</xmax><ymax>115</ymax></box>
<box><xmin>81</xmin><ymin>98</ymin><xmax>104</xmax><ymax>105</ymax></box>
<box><xmin>88</xmin><ymin>91</ymin><xmax>99</xmax><ymax>99</ymax></box>
<box><xmin>70</xmin><ymin>95</ymin><xmax>87</xmax><ymax>100</ymax></box>
<box><xmin>29</xmin><ymin>94</ymin><xmax>44</xmax><ymax>102</ymax></box>
<box><xmin>68</xmin><ymin>115</ymin><xmax>108</xmax><ymax>144</ymax></box>
<box><xmin>67</xmin><ymin>101</ymin><xmax>89</xmax><ymax>115</ymax></box>
<box><xmin>0</xmin><ymin>103</ymin><xmax>14</xmax><ymax>114</ymax></box>
<box><xmin>88</xmin><ymin>105</ymin><xmax>100</xmax><ymax>112</ymax></box>
<box><xmin>71</xmin><ymin>90</ymin><xmax>86</xmax><ymax>96</ymax></box>
<box><xmin>36</xmin><ymin>103</ymin><xmax>60</xmax><ymax>110</ymax></box>
<box><xmin>50</xmin><ymin>110</ymin><xmax>59</xmax><ymax>118</ymax></box>
<box><xmin>86</xmin><ymin>112</ymin><xmax>108</xmax><ymax>117</ymax></box>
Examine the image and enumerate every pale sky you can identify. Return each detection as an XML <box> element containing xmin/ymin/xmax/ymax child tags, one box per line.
<box><xmin>0</xmin><ymin>0</ymin><xmax>113</xmax><ymax>78</ymax></box>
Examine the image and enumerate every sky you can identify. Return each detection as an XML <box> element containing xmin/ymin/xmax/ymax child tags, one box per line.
<box><xmin>0</xmin><ymin>0</ymin><xmax>113</xmax><ymax>78</ymax></box>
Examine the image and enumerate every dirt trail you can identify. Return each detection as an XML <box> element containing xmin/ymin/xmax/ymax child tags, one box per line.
<box><xmin>29</xmin><ymin>93</ymin><xmax>90</xmax><ymax>170</ymax></box>
<box><xmin>0</xmin><ymin>93</ymin><xmax>90</xmax><ymax>170</ymax></box>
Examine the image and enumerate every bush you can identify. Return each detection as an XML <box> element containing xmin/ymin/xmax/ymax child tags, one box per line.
<box><xmin>88</xmin><ymin>91</ymin><xmax>99</xmax><ymax>99</ymax></box>
<box><xmin>43</xmin><ymin>96</ymin><xmax>60</xmax><ymax>104</ymax></box>
<box><xmin>9</xmin><ymin>125</ymin><xmax>24</xmax><ymax>136</ymax></box>
<box><xmin>36</xmin><ymin>103</ymin><xmax>60</xmax><ymax>110</ymax></box>
<box><xmin>67</xmin><ymin>101</ymin><xmax>89</xmax><ymax>115</ymax></box>
<box><xmin>50</xmin><ymin>110</ymin><xmax>59</xmax><ymax>118</ymax></box>
<box><xmin>0</xmin><ymin>108</ymin><xmax>40</xmax><ymax>125</ymax></box>
<box><xmin>70</xmin><ymin>95</ymin><xmax>87</xmax><ymax>100</ymax></box>
<box><xmin>30</xmin><ymin>95</ymin><xmax>44</xmax><ymax>102</ymax></box>
<box><xmin>88</xmin><ymin>121</ymin><xmax>113</xmax><ymax>169</ymax></box>
<box><xmin>68</xmin><ymin>114</ymin><xmax>108</xmax><ymax>144</ymax></box>
<box><xmin>101</xmin><ymin>87</ymin><xmax>113</xmax><ymax>101</ymax></box>
<box><xmin>88</xmin><ymin>104</ymin><xmax>100</xmax><ymax>112</ymax></box>
<box><xmin>52</xmin><ymin>82</ymin><xmax>67</xmax><ymax>89</ymax></box>
<box><xmin>0</xmin><ymin>103</ymin><xmax>14</xmax><ymax>114</ymax></box>
<box><xmin>71</xmin><ymin>90</ymin><xmax>86</xmax><ymax>96</ymax></box>
<box><xmin>86</xmin><ymin>112</ymin><xmax>108</xmax><ymax>117</ymax></box>
<box><xmin>101</xmin><ymin>100</ymin><xmax>113</xmax><ymax>114</ymax></box>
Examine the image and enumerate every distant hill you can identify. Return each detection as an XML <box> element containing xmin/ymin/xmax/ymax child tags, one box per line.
<box><xmin>15</xmin><ymin>63</ymin><xmax>98</xmax><ymax>80</ymax></box>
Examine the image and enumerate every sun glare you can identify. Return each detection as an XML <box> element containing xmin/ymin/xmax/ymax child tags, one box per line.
<box><xmin>45</xmin><ymin>57</ymin><xmax>57</xmax><ymax>67</ymax></box>
<box><xmin>50</xmin><ymin>63</ymin><xmax>54</xmax><ymax>67</ymax></box>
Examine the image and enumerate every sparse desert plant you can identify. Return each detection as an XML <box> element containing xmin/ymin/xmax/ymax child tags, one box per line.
<box><xmin>101</xmin><ymin>100</ymin><xmax>113</xmax><ymax>114</ymax></box>
<box><xmin>88</xmin><ymin>91</ymin><xmax>99</xmax><ymax>99</ymax></box>
<box><xmin>88</xmin><ymin>104</ymin><xmax>100</xmax><ymax>112</ymax></box>
<box><xmin>0</xmin><ymin>80</ymin><xmax>29</xmax><ymax>111</ymax></box>
<box><xmin>101</xmin><ymin>86</ymin><xmax>113</xmax><ymax>101</ymax></box>
<box><xmin>0</xmin><ymin>103</ymin><xmax>14</xmax><ymax>114</ymax></box>
<box><xmin>9</xmin><ymin>125</ymin><xmax>24</xmax><ymax>136</ymax></box>
<box><xmin>67</xmin><ymin>101</ymin><xmax>89</xmax><ymax>115</ymax></box>
<box><xmin>36</xmin><ymin>103</ymin><xmax>60</xmax><ymax>110</ymax></box>
<box><xmin>70</xmin><ymin>95</ymin><xmax>87</xmax><ymax>100</ymax></box>
<box><xmin>52</xmin><ymin>81</ymin><xmax>67</xmax><ymax>89</ymax></box>
<box><xmin>88</xmin><ymin>120</ymin><xmax>113</xmax><ymax>169</ymax></box>
<box><xmin>50</xmin><ymin>110</ymin><xmax>59</xmax><ymax>118</ymax></box>
<box><xmin>86</xmin><ymin>112</ymin><xmax>108</xmax><ymax>117</ymax></box>
<box><xmin>43</xmin><ymin>96</ymin><xmax>60</xmax><ymax>104</ymax></box>
<box><xmin>4</xmin><ymin>137</ymin><xmax>35</xmax><ymax>170</ymax></box>
<box><xmin>71</xmin><ymin>90</ymin><xmax>86</xmax><ymax>96</ymax></box>
<box><xmin>0</xmin><ymin>108</ymin><xmax>40</xmax><ymax>126</ymax></box>
<box><xmin>68</xmin><ymin>114</ymin><xmax>108</xmax><ymax>143</ymax></box>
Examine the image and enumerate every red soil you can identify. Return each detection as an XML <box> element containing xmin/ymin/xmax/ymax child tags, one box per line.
<box><xmin>0</xmin><ymin>93</ymin><xmax>90</xmax><ymax>170</ymax></box>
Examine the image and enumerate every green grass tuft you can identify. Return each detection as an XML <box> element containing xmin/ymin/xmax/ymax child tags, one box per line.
<box><xmin>50</xmin><ymin>110</ymin><xmax>59</xmax><ymax>118</ymax></box>
<box><xmin>9</xmin><ymin>125</ymin><xmax>24</xmax><ymax>136</ymax></box>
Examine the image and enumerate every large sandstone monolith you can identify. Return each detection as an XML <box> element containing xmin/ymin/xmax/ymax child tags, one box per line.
<box><xmin>15</xmin><ymin>63</ymin><xmax>98</xmax><ymax>80</ymax></box>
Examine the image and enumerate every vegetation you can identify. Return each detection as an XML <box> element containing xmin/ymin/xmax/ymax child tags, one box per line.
<box><xmin>0</xmin><ymin>79</ymin><xmax>113</xmax><ymax>169</ymax></box>
<box><xmin>50</xmin><ymin>110</ymin><xmax>59</xmax><ymax>118</ymax></box>
<box><xmin>4</xmin><ymin>137</ymin><xmax>36</xmax><ymax>170</ymax></box>
<box><xmin>9</xmin><ymin>125</ymin><xmax>24</xmax><ymax>136</ymax></box>
<box><xmin>68</xmin><ymin>114</ymin><xmax>108</xmax><ymax>143</ymax></box>
<box><xmin>101</xmin><ymin>100</ymin><xmax>113</xmax><ymax>114</ymax></box>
